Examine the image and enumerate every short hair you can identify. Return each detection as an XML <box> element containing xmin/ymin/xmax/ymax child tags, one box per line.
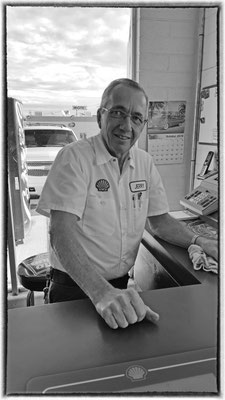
<box><xmin>100</xmin><ymin>78</ymin><xmax>148</xmax><ymax>109</ymax></box>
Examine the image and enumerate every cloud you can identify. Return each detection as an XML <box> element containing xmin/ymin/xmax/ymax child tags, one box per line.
<box><xmin>6</xmin><ymin>6</ymin><xmax>131</xmax><ymax>113</ymax></box>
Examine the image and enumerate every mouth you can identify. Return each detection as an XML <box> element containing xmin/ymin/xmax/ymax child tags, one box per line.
<box><xmin>115</xmin><ymin>134</ymin><xmax>131</xmax><ymax>141</ymax></box>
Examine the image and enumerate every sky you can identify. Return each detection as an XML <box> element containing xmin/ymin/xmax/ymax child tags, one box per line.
<box><xmin>6</xmin><ymin>6</ymin><xmax>131</xmax><ymax>115</ymax></box>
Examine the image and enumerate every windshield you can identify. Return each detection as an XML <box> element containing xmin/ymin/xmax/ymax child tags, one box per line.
<box><xmin>25</xmin><ymin>129</ymin><xmax>76</xmax><ymax>147</ymax></box>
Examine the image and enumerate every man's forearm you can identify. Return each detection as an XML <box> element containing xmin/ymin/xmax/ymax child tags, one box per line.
<box><xmin>50</xmin><ymin>210</ymin><xmax>112</xmax><ymax>305</ymax></box>
<box><xmin>147</xmin><ymin>213</ymin><xmax>218</xmax><ymax>260</ymax></box>
<box><xmin>147</xmin><ymin>213</ymin><xmax>195</xmax><ymax>248</ymax></box>
<box><xmin>50</xmin><ymin>210</ymin><xmax>160</xmax><ymax>329</ymax></box>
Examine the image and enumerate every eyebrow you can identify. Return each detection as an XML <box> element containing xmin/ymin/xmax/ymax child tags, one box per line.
<box><xmin>112</xmin><ymin>105</ymin><xmax>144</xmax><ymax>116</ymax></box>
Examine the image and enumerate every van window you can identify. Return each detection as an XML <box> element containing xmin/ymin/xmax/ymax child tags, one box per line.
<box><xmin>25</xmin><ymin>129</ymin><xmax>76</xmax><ymax>147</ymax></box>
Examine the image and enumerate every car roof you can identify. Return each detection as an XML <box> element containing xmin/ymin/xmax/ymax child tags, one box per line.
<box><xmin>24</xmin><ymin>125</ymin><xmax>73</xmax><ymax>131</ymax></box>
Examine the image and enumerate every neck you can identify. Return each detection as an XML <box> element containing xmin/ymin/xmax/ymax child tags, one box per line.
<box><xmin>117</xmin><ymin>154</ymin><xmax>128</xmax><ymax>173</ymax></box>
<box><xmin>102</xmin><ymin>136</ymin><xmax>129</xmax><ymax>173</ymax></box>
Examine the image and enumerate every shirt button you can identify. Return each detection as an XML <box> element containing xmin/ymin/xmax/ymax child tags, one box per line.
<box><xmin>113</xmin><ymin>159</ymin><xmax>116</xmax><ymax>162</ymax></box>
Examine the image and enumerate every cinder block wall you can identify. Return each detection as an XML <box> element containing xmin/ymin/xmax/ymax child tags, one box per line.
<box><xmin>136</xmin><ymin>8</ymin><xmax>201</xmax><ymax>210</ymax></box>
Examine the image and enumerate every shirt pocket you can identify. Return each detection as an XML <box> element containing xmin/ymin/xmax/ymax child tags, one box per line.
<box><xmin>131</xmin><ymin>191</ymin><xmax>149</xmax><ymax>233</ymax></box>
<box><xmin>82</xmin><ymin>194</ymin><xmax>115</xmax><ymax>236</ymax></box>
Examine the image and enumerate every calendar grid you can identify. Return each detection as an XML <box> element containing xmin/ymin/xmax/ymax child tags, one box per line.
<box><xmin>148</xmin><ymin>133</ymin><xmax>184</xmax><ymax>165</ymax></box>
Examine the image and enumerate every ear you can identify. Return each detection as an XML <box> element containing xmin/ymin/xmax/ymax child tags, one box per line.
<box><xmin>97</xmin><ymin>108</ymin><xmax>102</xmax><ymax>129</ymax></box>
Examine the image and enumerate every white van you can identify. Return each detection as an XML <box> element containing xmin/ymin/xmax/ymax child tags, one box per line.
<box><xmin>24</xmin><ymin>125</ymin><xmax>78</xmax><ymax>198</ymax></box>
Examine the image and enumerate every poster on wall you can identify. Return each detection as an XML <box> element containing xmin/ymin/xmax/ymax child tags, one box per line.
<box><xmin>147</xmin><ymin>101</ymin><xmax>186</xmax><ymax>165</ymax></box>
<box><xmin>199</xmin><ymin>85</ymin><xmax>217</xmax><ymax>144</ymax></box>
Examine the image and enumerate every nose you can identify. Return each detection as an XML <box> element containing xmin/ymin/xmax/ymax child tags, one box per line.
<box><xmin>120</xmin><ymin>114</ymin><xmax>132</xmax><ymax>131</ymax></box>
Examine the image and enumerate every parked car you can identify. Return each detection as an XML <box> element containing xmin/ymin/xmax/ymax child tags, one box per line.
<box><xmin>148</xmin><ymin>112</ymin><xmax>185</xmax><ymax>130</ymax></box>
<box><xmin>162</xmin><ymin>115</ymin><xmax>185</xmax><ymax>130</ymax></box>
<box><xmin>24</xmin><ymin>125</ymin><xmax>78</xmax><ymax>199</ymax></box>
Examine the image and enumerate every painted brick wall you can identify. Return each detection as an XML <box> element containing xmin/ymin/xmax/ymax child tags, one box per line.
<box><xmin>194</xmin><ymin>8</ymin><xmax>218</xmax><ymax>188</ymax></box>
<box><xmin>136</xmin><ymin>8</ymin><xmax>200</xmax><ymax>210</ymax></box>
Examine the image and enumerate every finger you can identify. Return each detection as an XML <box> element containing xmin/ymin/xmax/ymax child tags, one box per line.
<box><xmin>114</xmin><ymin>293</ymin><xmax>138</xmax><ymax>325</ymax></box>
<box><xmin>120</xmin><ymin>301</ymin><xmax>138</xmax><ymax>325</ymax></box>
<box><xmin>103</xmin><ymin>309</ymin><xmax>119</xmax><ymax>329</ymax></box>
<box><xmin>111</xmin><ymin>302</ymin><xmax>129</xmax><ymax>328</ymax></box>
<box><xmin>145</xmin><ymin>306</ymin><xmax>160</xmax><ymax>323</ymax></box>
<box><xmin>122</xmin><ymin>305</ymin><xmax>138</xmax><ymax>325</ymax></box>
<box><xmin>96</xmin><ymin>296</ymin><xmax>130</xmax><ymax>329</ymax></box>
<box><xmin>128</xmin><ymin>288</ymin><xmax>159</xmax><ymax>323</ymax></box>
<box><xmin>128</xmin><ymin>289</ymin><xmax>148</xmax><ymax>322</ymax></box>
<box><xmin>96</xmin><ymin>304</ymin><xmax>119</xmax><ymax>329</ymax></box>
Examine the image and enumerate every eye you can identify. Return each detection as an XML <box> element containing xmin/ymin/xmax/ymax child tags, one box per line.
<box><xmin>132</xmin><ymin>114</ymin><xmax>143</xmax><ymax>125</ymax></box>
<box><xmin>110</xmin><ymin>109</ymin><xmax>125</xmax><ymax>118</ymax></box>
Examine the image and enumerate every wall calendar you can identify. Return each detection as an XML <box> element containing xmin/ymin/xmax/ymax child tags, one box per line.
<box><xmin>147</xmin><ymin>101</ymin><xmax>186</xmax><ymax>165</ymax></box>
<box><xmin>148</xmin><ymin>133</ymin><xmax>184</xmax><ymax>164</ymax></box>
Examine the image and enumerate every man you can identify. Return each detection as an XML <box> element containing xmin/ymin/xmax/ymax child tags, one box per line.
<box><xmin>37</xmin><ymin>78</ymin><xmax>218</xmax><ymax>330</ymax></box>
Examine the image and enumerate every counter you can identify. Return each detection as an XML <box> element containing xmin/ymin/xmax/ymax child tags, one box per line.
<box><xmin>6</xmin><ymin>230</ymin><xmax>218</xmax><ymax>394</ymax></box>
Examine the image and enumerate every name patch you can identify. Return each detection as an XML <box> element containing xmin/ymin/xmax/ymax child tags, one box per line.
<box><xmin>129</xmin><ymin>180</ymin><xmax>147</xmax><ymax>192</ymax></box>
<box><xmin>96</xmin><ymin>179</ymin><xmax>110</xmax><ymax>192</ymax></box>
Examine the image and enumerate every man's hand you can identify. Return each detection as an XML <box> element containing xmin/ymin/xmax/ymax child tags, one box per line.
<box><xmin>196</xmin><ymin>237</ymin><xmax>218</xmax><ymax>261</ymax></box>
<box><xmin>95</xmin><ymin>287</ymin><xmax>159</xmax><ymax>329</ymax></box>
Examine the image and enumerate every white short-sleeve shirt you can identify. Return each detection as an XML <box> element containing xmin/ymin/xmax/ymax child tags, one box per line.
<box><xmin>37</xmin><ymin>133</ymin><xmax>169</xmax><ymax>280</ymax></box>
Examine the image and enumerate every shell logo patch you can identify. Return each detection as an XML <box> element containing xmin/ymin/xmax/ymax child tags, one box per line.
<box><xmin>95</xmin><ymin>179</ymin><xmax>110</xmax><ymax>192</ymax></box>
<box><xmin>126</xmin><ymin>365</ymin><xmax>147</xmax><ymax>382</ymax></box>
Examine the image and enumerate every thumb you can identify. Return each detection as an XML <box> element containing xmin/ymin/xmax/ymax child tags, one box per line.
<box><xmin>145</xmin><ymin>305</ymin><xmax>160</xmax><ymax>323</ymax></box>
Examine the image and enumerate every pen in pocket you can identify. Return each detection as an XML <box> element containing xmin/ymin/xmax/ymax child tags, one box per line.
<box><xmin>138</xmin><ymin>192</ymin><xmax>142</xmax><ymax>209</ymax></box>
<box><xmin>132</xmin><ymin>194</ymin><xmax>136</xmax><ymax>208</ymax></box>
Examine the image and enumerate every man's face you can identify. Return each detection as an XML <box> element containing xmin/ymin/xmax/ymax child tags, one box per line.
<box><xmin>98</xmin><ymin>84</ymin><xmax>147</xmax><ymax>158</ymax></box>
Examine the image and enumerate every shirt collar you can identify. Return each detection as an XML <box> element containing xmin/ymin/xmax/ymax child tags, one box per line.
<box><xmin>128</xmin><ymin>147</ymin><xmax>135</xmax><ymax>168</ymax></box>
<box><xmin>93</xmin><ymin>133</ymin><xmax>113</xmax><ymax>165</ymax></box>
<box><xmin>93</xmin><ymin>133</ymin><xmax>135</xmax><ymax>168</ymax></box>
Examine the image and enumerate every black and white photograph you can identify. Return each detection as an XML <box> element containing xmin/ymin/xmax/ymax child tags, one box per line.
<box><xmin>5</xmin><ymin>2</ymin><xmax>221</xmax><ymax>396</ymax></box>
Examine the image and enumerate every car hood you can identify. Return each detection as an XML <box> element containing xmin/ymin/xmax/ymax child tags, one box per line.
<box><xmin>26</xmin><ymin>147</ymin><xmax>62</xmax><ymax>162</ymax></box>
